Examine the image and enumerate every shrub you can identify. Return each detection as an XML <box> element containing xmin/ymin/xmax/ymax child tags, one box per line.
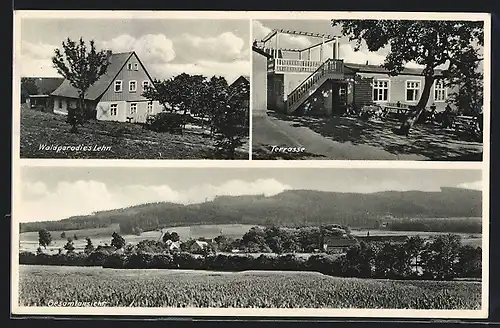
<box><xmin>86</xmin><ymin>251</ymin><xmax>111</xmax><ymax>266</ymax></box>
<box><xmin>125</xmin><ymin>253</ymin><xmax>155</xmax><ymax>269</ymax></box>
<box><xmin>151</xmin><ymin>254</ymin><xmax>175</xmax><ymax>269</ymax></box>
<box><xmin>147</xmin><ymin>112</ymin><xmax>186</xmax><ymax>134</ymax></box>
<box><xmin>103</xmin><ymin>253</ymin><xmax>127</xmax><ymax>269</ymax></box>
<box><xmin>173</xmin><ymin>252</ymin><xmax>203</xmax><ymax>269</ymax></box>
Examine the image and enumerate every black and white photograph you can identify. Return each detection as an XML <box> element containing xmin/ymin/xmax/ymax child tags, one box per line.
<box><xmin>13</xmin><ymin>166</ymin><xmax>486</xmax><ymax>316</ymax></box>
<box><xmin>15</xmin><ymin>13</ymin><xmax>250</xmax><ymax>160</ymax></box>
<box><xmin>251</xmin><ymin>17</ymin><xmax>487</xmax><ymax>160</ymax></box>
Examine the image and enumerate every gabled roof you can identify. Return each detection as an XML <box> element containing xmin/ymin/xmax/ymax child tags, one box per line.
<box><xmin>193</xmin><ymin>240</ymin><xmax>209</xmax><ymax>247</ymax></box>
<box><xmin>230</xmin><ymin>75</ymin><xmax>250</xmax><ymax>88</ymax></box>
<box><xmin>26</xmin><ymin>77</ymin><xmax>65</xmax><ymax>95</ymax></box>
<box><xmin>344</xmin><ymin>62</ymin><xmax>443</xmax><ymax>77</ymax></box>
<box><xmin>51</xmin><ymin>52</ymin><xmax>135</xmax><ymax>100</ymax></box>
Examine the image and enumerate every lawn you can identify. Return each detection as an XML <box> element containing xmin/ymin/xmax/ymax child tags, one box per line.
<box><xmin>18</xmin><ymin>265</ymin><xmax>482</xmax><ymax>309</ymax></box>
<box><xmin>20</xmin><ymin>108</ymin><xmax>249</xmax><ymax>159</ymax></box>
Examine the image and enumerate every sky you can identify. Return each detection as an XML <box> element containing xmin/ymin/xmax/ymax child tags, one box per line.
<box><xmin>18</xmin><ymin>18</ymin><xmax>250</xmax><ymax>83</ymax></box>
<box><xmin>17</xmin><ymin>167</ymin><xmax>482</xmax><ymax>223</ymax></box>
<box><xmin>253</xmin><ymin>19</ymin><xmax>484</xmax><ymax>70</ymax></box>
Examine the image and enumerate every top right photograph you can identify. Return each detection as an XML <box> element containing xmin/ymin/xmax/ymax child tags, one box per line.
<box><xmin>251</xmin><ymin>18</ymin><xmax>486</xmax><ymax>161</ymax></box>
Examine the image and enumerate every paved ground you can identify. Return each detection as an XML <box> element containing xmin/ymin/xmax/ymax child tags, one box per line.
<box><xmin>252</xmin><ymin>111</ymin><xmax>483</xmax><ymax>161</ymax></box>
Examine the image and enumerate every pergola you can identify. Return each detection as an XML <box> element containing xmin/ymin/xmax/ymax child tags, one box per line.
<box><xmin>259</xmin><ymin>29</ymin><xmax>340</xmax><ymax>61</ymax></box>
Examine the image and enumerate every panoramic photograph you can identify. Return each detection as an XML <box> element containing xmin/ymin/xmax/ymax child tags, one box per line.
<box><xmin>251</xmin><ymin>18</ymin><xmax>485</xmax><ymax>160</ymax></box>
<box><xmin>16</xmin><ymin>15</ymin><xmax>250</xmax><ymax>159</ymax></box>
<box><xmin>13</xmin><ymin>166</ymin><xmax>485</xmax><ymax>314</ymax></box>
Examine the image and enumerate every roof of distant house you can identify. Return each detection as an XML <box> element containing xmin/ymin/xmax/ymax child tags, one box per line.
<box><xmin>24</xmin><ymin>77</ymin><xmax>65</xmax><ymax>96</ymax></box>
<box><xmin>323</xmin><ymin>236</ymin><xmax>357</xmax><ymax>247</ymax></box>
<box><xmin>230</xmin><ymin>75</ymin><xmax>250</xmax><ymax>88</ymax></box>
<box><xmin>194</xmin><ymin>240</ymin><xmax>209</xmax><ymax>247</ymax></box>
<box><xmin>51</xmin><ymin>52</ymin><xmax>137</xmax><ymax>100</ymax></box>
<box><xmin>344</xmin><ymin>62</ymin><xmax>444</xmax><ymax>77</ymax></box>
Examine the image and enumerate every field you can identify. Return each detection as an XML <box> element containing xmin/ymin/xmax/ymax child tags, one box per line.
<box><xmin>18</xmin><ymin>265</ymin><xmax>482</xmax><ymax>309</ymax></box>
<box><xmin>350</xmin><ymin>229</ymin><xmax>483</xmax><ymax>247</ymax></box>
<box><xmin>19</xmin><ymin>224</ymin><xmax>260</xmax><ymax>254</ymax></box>
<box><xmin>20</xmin><ymin>107</ymin><xmax>248</xmax><ymax>159</ymax></box>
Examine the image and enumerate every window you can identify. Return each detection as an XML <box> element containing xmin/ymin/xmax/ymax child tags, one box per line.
<box><xmin>147</xmin><ymin>101</ymin><xmax>153</xmax><ymax>114</ymax></box>
<box><xmin>129</xmin><ymin>80</ymin><xmax>137</xmax><ymax>92</ymax></box>
<box><xmin>434</xmin><ymin>80</ymin><xmax>447</xmax><ymax>102</ymax></box>
<box><xmin>130</xmin><ymin>103</ymin><xmax>137</xmax><ymax>115</ymax></box>
<box><xmin>110</xmin><ymin>104</ymin><xmax>117</xmax><ymax>116</ymax></box>
<box><xmin>127</xmin><ymin>63</ymin><xmax>133</xmax><ymax>70</ymax></box>
<box><xmin>134</xmin><ymin>63</ymin><xmax>139</xmax><ymax>71</ymax></box>
<box><xmin>372</xmin><ymin>79</ymin><xmax>389</xmax><ymax>102</ymax></box>
<box><xmin>114</xmin><ymin>80</ymin><xmax>123</xmax><ymax>92</ymax></box>
<box><xmin>57</xmin><ymin>100</ymin><xmax>62</xmax><ymax>109</ymax></box>
<box><xmin>142</xmin><ymin>80</ymin><xmax>150</xmax><ymax>90</ymax></box>
<box><xmin>405</xmin><ymin>80</ymin><xmax>421</xmax><ymax>102</ymax></box>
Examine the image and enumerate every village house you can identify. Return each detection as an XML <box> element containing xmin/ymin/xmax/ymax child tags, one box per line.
<box><xmin>189</xmin><ymin>240</ymin><xmax>210</xmax><ymax>254</ymax></box>
<box><xmin>50</xmin><ymin>50</ymin><xmax>162</xmax><ymax>123</ymax></box>
<box><xmin>229</xmin><ymin>75</ymin><xmax>251</xmax><ymax>128</ymax></box>
<box><xmin>322</xmin><ymin>235</ymin><xmax>357</xmax><ymax>253</ymax></box>
<box><xmin>24</xmin><ymin>77</ymin><xmax>64</xmax><ymax>110</ymax></box>
<box><xmin>252</xmin><ymin>29</ymin><xmax>454</xmax><ymax>117</ymax></box>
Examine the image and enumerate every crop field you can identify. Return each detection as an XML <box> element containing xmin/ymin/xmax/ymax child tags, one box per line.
<box><xmin>18</xmin><ymin>265</ymin><xmax>481</xmax><ymax>309</ymax></box>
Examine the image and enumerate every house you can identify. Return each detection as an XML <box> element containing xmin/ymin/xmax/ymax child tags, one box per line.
<box><xmin>255</xmin><ymin>28</ymin><xmax>454</xmax><ymax>117</ymax></box>
<box><xmin>229</xmin><ymin>75</ymin><xmax>250</xmax><ymax>128</ymax></box>
<box><xmin>165</xmin><ymin>239</ymin><xmax>181</xmax><ymax>251</ymax></box>
<box><xmin>189</xmin><ymin>240</ymin><xmax>210</xmax><ymax>254</ymax></box>
<box><xmin>24</xmin><ymin>77</ymin><xmax>64</xmax><ymax>110</ymax></box>
<box><xmin>252</xmin><ymin>46</ymin><xmax>271</xmax><ymax>116</ymax></box>
<box><xmin>50</xmin><ymin>50</ymin><xmax>162</xmax><ymax>123</ymax></box>
<box><xmin>322</xmin><ymin>236</ymin><xmax>357</xmax><ymax>253</ymax></box>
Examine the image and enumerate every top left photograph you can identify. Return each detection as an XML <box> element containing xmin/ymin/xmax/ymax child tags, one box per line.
<box><xmin>14</xmin><ymin>13</ymin><xmax>251</xmax><ymax>160</ymax></box>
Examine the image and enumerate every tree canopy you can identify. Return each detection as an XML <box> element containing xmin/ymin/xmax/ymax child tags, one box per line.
<box><xmin>332</xmin><ymin>19</ymin><xmax>484</xmax><ymax>133</ymax></box>
<box><xmin>52</xmin><ymin>38</ymin><xmax>109</xmax><ymax>132</ymax></box>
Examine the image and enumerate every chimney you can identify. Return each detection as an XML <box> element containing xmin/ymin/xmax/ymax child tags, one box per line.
<box><xmin>105</xmin><ymin>50</ymin><xmax>113</xmax><ymax>62</ymax></box>
<box><xmin>365</xmin><ymin>60</ymin><xmax>369</xmax><ymax>65</ymax></box>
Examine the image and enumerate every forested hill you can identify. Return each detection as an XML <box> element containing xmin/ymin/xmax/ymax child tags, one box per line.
<box><xmin>20</xmin><ymin>187</ymin><xmax>482</xmax><ymax>233</ymax></box>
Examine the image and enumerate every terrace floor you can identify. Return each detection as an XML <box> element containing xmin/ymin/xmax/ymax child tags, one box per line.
<box><xmin>252</xmin><ymin>110</ymin><xmax>483</xmax><ymax>161</ymax></box>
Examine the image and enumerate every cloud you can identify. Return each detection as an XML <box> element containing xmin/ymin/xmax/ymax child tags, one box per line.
<box><xmin>100</xmin><ymin>34</ymin><xmax>176</xmax><ymax>64</ymax></box>
<box><xmin>18</xmin><ymin>41</ymin><xmax>60</xmax><ymax>77</ymax></box>
<box><xmin>457</xmin><ymin>181</ymin><xmax>483</xmax><ymax>191</ymax></box>
<box><xmin>18</xmin><ymin>179</ymin><xmax>291</xmax><ymax>222</ymax></box>
<box><xmin>149</xmin><ymin>59</ymin><xmax>250</xmax><ymax>82</ymax></box>
<box><xmin>253</xmin><ymin>20</ymin><xmax>312</xmax><ymax>49</ymax></box>
<box><xmin>175</xmin><ymin>32</ymin><xmax>247</xmax><ymax>63</ymax></box>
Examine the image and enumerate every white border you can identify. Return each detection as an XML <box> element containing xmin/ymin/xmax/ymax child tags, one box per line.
<box><xmin>11</xmin><ymin>10</ymin><xmax>491</xmax><ymax>319</ymax></box>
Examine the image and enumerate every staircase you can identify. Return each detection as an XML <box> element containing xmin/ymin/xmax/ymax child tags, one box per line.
<box><xmin>286</xmin><ymin>59</ymin><xmax>344</xmax><ymax>114</ymax></box>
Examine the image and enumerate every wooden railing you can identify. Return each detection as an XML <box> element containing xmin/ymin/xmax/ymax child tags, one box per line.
<box><xmin>268</xmin><ymin>58</ymin><xmax>325</xmax><ymax>73</ymax></box>
<box><xmin>286</xmin><ymin>59</ymin><xmax>344</xmax><ymax>113</ymax></box>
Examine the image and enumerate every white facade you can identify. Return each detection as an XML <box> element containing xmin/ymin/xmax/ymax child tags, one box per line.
<box><xmin>96</xmin><ymin>100</ymin><xmax>162</xmax><ymax>123</ymax></box>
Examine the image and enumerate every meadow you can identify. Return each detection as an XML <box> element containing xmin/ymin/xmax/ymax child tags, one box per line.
<box><xmin>18</xmin><ymin>265</ymin><xmax>481</xmax><ymax>309</ymax></box>
<box><xmin>19</xmin><ymin>224</ymin><xmax>261</xmax><ymax>254</ymax></box>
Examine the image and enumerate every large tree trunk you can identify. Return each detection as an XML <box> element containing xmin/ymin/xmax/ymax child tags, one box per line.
<box><xmin>397</xmin><ymin>75</ymin><xmax>435</xmax><ymax>136</ymax></box>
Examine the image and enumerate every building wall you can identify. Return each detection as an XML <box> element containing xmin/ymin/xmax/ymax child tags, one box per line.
<box><xmin>357</xmin><ymin>72</ymin><xmax>453</xmax><ymax>111</ymax></box>
<box><xmin>297</xmin><ymin>80</ymin><xmax>333</xmax><ymax>116</ymax></box>
<box><xmin>96</xmin><ymin>100</ymin><xmax>162</xmax><ymax>123</ymax></box>
<box><xmin>283</xmin><ymin>73</ymin><xmax>311</xmax><ymax>99</ymax></box>
<box><xmin>100</xmin><ymin>53</ymin><xmax>155</xmax><ymax>102</ymax></box>
<box><xmin>267</xmin><ymin>73</ymin><xmax>285</xmax><ymax>112</ymax></box>
<box><xmin>52</xmin><ymin>97</ymin><xmax>97</xmax><ymax>115</ymax></box>
<box><xmin>252</xmin><ymin>51</ymin><xmax>268</xmax><ymax>115</ymax></box>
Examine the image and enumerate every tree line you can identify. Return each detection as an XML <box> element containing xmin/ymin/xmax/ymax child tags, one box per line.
<box><xmin>29</xmin><ymin>228</ymin><xmax>481</xmax><ymax>281</ymax></box>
